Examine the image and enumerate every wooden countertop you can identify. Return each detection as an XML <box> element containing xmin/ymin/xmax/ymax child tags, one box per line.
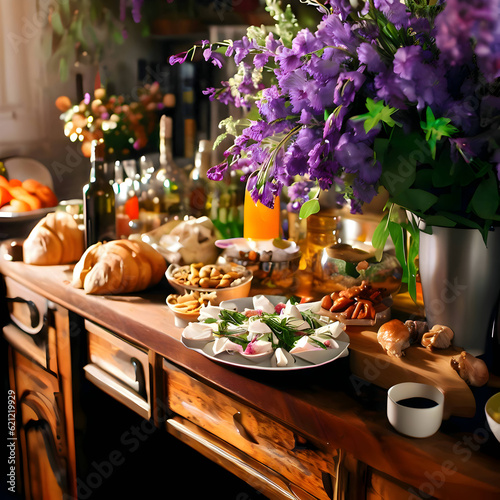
<box><xmin>1</xmin><ymin>259</ymin><xmax>500</xmax><ymax>499</ymax></box>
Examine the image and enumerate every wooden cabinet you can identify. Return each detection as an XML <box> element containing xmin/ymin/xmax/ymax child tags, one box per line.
<box><xmin>3</xmin><ymin>278</ymin><xmax>77</xmax><ymax>500</ymax></box>
<box><xmin>1</xmin><ymin>261</ymin><xmax>499</xmax><ymax>500</ymax></box>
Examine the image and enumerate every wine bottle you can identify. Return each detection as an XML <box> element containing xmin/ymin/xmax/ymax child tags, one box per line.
<box><xmin>154</xmin><ymin>115</ymin><xmax>187</xmax><ymax>220</ymax></box>
<box><xmin>83</xmin><ymin>140</ymin><xmax>116</xmax><ymax>247</ymax></box>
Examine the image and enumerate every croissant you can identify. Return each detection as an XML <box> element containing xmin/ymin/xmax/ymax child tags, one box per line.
<box><xmin>72</xmin><ymin>239</ymin><xmax>167</xmax><ymax>294</ymax></box>
<box><xmin>23</xmin><ymin>211</ymin><xmax>84</xmax><ymax>265</ymax></box>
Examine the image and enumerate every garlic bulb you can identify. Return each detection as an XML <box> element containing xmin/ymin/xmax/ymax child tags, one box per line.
<box><xmin>421</xmin><ymin>325</ymin><xmax>454</xmax><ymax>349</ymax></box>
<box><xmin>450</xmin><ymin>351</ymin><xmax>489</xmax><ymax>387</ymax></box>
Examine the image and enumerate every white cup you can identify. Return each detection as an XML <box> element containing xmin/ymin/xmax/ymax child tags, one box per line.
<box><xmin>387</xmin><ymin>382</ymin><xmax>444</xmax><ymax>438</ymax></box>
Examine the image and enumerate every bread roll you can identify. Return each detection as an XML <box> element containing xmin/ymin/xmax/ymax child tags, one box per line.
<box><xmin>72</xmin><ymin>239</ymin><xmax>167</xmax><ymax>294</ymax></box>
<box><xmin>23</xmin><ymin>211</ymin><xmax>84</xmax><ymax>265</ymax></box>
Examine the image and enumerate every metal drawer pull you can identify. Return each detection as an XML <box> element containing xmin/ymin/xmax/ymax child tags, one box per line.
<box><xmin>7</xmin><ymin>297</ymin><xmax>40</xmax><ymax>329</ymax></box>
<box><xmin>232</xmin><ymin>412</ymin><xmax>258</xmax><ymax>444</ymax></box>
<box><xmin>131</xmin><ymin>357</ymin><xmax>146</xmax><ymax>399</ymax></box>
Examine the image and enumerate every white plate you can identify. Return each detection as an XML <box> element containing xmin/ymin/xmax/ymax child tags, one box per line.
<box><xmin>181</xmin><ymin>296</ymin><xmax>350</xmax><ymax>371</ymax></box>
<box><xmin>3</xmin><ymin>157</ymin><xmax>54</xmax><ymax>189</ymax></box>
<box><xmin>0</xmin><ymin>207</ymin><xmax>54</xmax><ymax>221</ymax></box>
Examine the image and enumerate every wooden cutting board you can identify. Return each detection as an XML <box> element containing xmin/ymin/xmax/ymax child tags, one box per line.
<box><xmin>346</xmin><ymin>325</ymin><xmax>476</xmax><ymax>419</ymax></box>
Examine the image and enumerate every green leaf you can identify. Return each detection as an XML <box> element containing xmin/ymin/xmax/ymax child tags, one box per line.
<box><xmin>352</xmin><ymin>98</ymin><xmax>400</xmax><ymax>134</ymax></box>
<box><xmin>388</xmin><ymin>221</ymin><xmax>407</xmax><ymax>281</ymax></box>
<box><xmin>470</xmin><ymin>173</ymin><xmax>500</xmax><ymax>219</ymax></box>
<box><xmin>213</xmin><ymin>132</ymin><xmax>228</xmax><ymax>149</ymax></box>
<box><xmin>299</xmin><ymin>199</ymin><xmax>320</xmax><ymax>219</ymax></box>
<box><xmin>379</xmin><ymin>129</ymin><xmax>424</xmax><ymax>197</ymax></box>
<box><xmin>421</xmin><ymin>215</ymin><xmax>456</xmax><ymax>227</ymax></box>
<box><xmin>59</xmin><ymin>0</ymin><xmax>71</xmax><ymax>23</ymax></box>
<box><xmin>392</xmin><ymin>188</ymin><xmax>438</xmax><ymax>214</ymax></box>
<box><xmin>372</xmin><ymin>213</ymin><xmax>390</xmax><ymax>250</ymax></box>
<box><xmin>420</xmin><ymin>107</ymin><xmax>458</xmax><ymax>159</ymax></box>
<box><xmin>59</xmin><ymin>57</ymin><xmax>69</xmax><ymax>82</ymax></box>
<box><xmin>431</xmin><ymin>154</ymin><xmax>455</xmax><ymax>188</ymax></box>
<box><xmin>404</xmin><ymin>221</ymin><xmax>420</xmax><ymax>302</ymax></box>
<box><xmin>50</xmin><ymin>11</ymin><xmax>65</xmax><ymax>36</ymax></box>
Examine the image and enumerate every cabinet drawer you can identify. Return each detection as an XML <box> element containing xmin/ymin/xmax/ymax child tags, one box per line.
<box><xmin>168</xmin><ymin>416</ymin><xmax>319</xmax><ymax>500</ymax></box>
<box><xmin>84</xmin><ymin>320</ymin><xmax>150</xmax><ymax>419</ymax></box>
<box><xmin>367</xmin><ymin>469</ymin><xmax>430</xmax><ymax>500</ymax></box>
<box><xmin>4</xmin><ymin>276</ymin><xmax>49</xmax><ymax>335</ymax></box>
<box><xmin>164</xmin><ymin>360</ymin><xmax>337</xmax><ymax>500</ymax></box>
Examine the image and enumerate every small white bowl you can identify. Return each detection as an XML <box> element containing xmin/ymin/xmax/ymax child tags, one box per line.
<box><xmin>387</xmin><ymin>382</ymin><xmax>444</xmax><ymax>438</ymax></box>
<box><xmin>485</xmin><ymin>392</ymin><xmax>500</xmax><ymax>443</ymax></box>
<box><xmin>165</xmin><ymin>263</ymin><xmax>253</xmax><ymax>305</ymax></box>
<box><xmin>166</xmin><ymin>298</ymin><xmax>201</xmax><ymax>328</ymax></box>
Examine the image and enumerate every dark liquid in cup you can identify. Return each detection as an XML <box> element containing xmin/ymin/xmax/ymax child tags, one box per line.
<box><xmin>397</xmin><ymin>397</ymin><xmax>438</xmax><ymax>409</ymax></box>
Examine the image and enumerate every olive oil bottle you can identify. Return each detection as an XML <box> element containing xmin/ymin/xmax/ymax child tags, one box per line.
<box><xmin>83</xmin><ymin>140</ymin><xmax>116</xmax><ymax>247</ymax></box>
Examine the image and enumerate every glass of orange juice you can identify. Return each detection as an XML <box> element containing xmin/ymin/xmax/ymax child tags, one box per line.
<box><xmin>243</xmin><ymin>188</ymin><xmax>280</xmax><ymax>240</ymax></box>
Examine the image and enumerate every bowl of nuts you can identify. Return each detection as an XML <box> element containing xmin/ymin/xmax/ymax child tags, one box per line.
<box><xmin>167</xmin><ymin>291</ymin><xmax>218</xmax><ymax>327</ymax></box>
<box><xmin>165</xmin><ymin>262</ymin><xmax>253</xmax><ymax>305</ymax></box>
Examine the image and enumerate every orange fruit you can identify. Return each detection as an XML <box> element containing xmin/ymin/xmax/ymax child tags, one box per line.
<box><xmin>0</xmin><ymin>186</ymin><xmax>12</xmax><ymax>207</ymax></box>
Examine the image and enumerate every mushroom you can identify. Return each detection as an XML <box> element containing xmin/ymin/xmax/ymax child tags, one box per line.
<box><xmin>450</xmin><ymin>351</ymin><xmax>489</xmax><ymax>387</ymax></box>
<box><xmin>421</xmin><ymin>324</ymin><xmax>454</xmax><ymax>350</ymax></box>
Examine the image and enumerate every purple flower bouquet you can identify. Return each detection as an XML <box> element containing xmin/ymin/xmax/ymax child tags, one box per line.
<box><xmin>171</xmin><ymin>0</ymin><xmax>500</xmax><ymax>299</ymax></box>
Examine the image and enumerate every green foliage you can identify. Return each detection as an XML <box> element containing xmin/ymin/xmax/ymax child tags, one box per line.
<box><xmin>352</xmin><ymin>98</ymin><xmax>400</xmax><ymax>133</ymax></box>
<box><xmin>359</xmin><ymin>99</ymin><xmax>500</xmax><ymax>301</ymax></box>
<box><xmin>420</xmin><ymin>107</ymin><xmax>458</xmax><ymax>159</ymax></box>
<box><xmin>41</xmin><ymin>0</ymin><xmax>126</xmax><ymax>81</ymax></box>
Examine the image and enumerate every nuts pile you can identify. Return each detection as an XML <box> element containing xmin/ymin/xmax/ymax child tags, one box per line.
<box><xmin>321</xmin><ymin>281</ymin><xmax>386</xmax><ymax>320</ymax></box>
<box><xmin>167</xmin><ymin>291</ymin><xmax>217</xmax><ymax>315</ymax></box>
<box><xmin>171</xmin><ymin>263</ymin><xmax>248</xmax><ymax>289</ymax></box>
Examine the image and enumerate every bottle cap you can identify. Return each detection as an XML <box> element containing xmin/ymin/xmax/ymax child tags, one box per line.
<box><xmin>91</xmin><ymin>140</ymin><xmax>105</xmax><ymax>162</ymax></box>
<box><xmin>160</xmin><ymin>115</ymin><xmax>173</xmax><ymax>140</ymax></box>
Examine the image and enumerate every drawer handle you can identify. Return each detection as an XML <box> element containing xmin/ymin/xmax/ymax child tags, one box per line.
<box><xmin>131</xmin><ymin>357</ymin><xmax>146</xmax><ymax>399</ymax></box>
<box><xmin>232</xmin><ymin>412</ymin><xmax>258</xmax><ymax>444</ymax></box>
<box><xmin>7</xmin><ymin>297</ymin><xmax>40</xmax><ymax>329</ymax></box>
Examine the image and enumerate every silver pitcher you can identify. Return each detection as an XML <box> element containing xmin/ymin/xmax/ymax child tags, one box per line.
<box><xmin>419</xmin><ymin>225</ymin><xmax>500</xmax><ymax>357</ymax></box>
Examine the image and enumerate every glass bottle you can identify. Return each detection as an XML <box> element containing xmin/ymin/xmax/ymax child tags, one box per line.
<box><xmin>206</xmin><ymin>170</ymin><xmax>245</xmax><ymax>239</ymax></box>
<box><xmin>154</xmin><ymin>115</ymin><xmax>188</xmax><ymax>220</ymax></box>
<box><xmin>83</xmin><ymin>140</ymin><xmax>116</xmax><ymax>247</ymax></box>
<box><xmin>187</xmin><ymin>139</ymin><xmax>212</xmax><ymax>218</ymax></box>
<box><xmin>297</xmin><ymin>207</ymin><xmax>340</xmax><ymax>300</ymax></box>
<box><xmin>113</xmin><ymin>159</ymin><xmax>139</xmax><ymax>239</ymax></box>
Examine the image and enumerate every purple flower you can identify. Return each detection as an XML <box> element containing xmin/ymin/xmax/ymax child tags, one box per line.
<box><xmin>292</xmin><ymin>29</ymin><xmax>323</xmax><ymax>56</ymax></box>
<box><xmin>393</xmin><ymin>46</ymin><xmax>423</xmax><ymax>81</ymax></box>
<box><xmin>307</xmin><ymin>49</ymin><xmax>342</xmax><ymax>80</ymax></box>
<box><xmin>373</xmin><ymin>0</ymin><xmax>409</xmax><ymax>29</ymax></box>
<box><xmin>357</xmin><ymin>43</ymin><xmax>385</xmax><ymax>73</ymax></box>
<box><xmin>334</xmin><ymin>70</ymin><xmax>366</xmax><ymax>106</ymax></box>
<box><xmin>207</xmin><ymin>162</ymin><xmax>228</xmax><ymax>182</ymax></box>
<box><xmin>335</xmin><ymin>133</ymin><xmax>381</xmax><ymax>185</ymax></box>
<box><xmin>276</xmin><ymin>47</ymin><xmax>303</xmax><ymax>73</ymax></box>
<box><xmin>435</xmin><ymin>0</ymin><xmax>500</xmax><ymax>81</ymax></box>
<box><xmin>232</xmin><ymin>36</ymin><xmax>257</xmax><ymax>65</ymax></box>
<box><xmin>326</xmin><ymin>0</ymin><xmax>353</xmax><ymax>20</ymax></box>
<box><xmin>131</xmin><ymin>0</ymin><xmax>144</xmax><ymax>23</ymax></box>
<box><xmin>169</xmin><ymin>51</ymin><xmax>189</xmax><ymax>65</ymax></box>
<box><xmin>316</xmin><ymin>15</ymin><xmax>357</xmax><ymax>53</ymax></box>
<box><xmin>257</xmin><ymin>85</ymin><xmax>288</xmax><ymax>121</ymax></box>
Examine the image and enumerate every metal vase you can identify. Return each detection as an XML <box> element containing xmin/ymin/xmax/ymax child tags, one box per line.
<box><xmin>418</xmin><ymin>226</ymin><xmax>500</xmax><ymax>356</ymax></box>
